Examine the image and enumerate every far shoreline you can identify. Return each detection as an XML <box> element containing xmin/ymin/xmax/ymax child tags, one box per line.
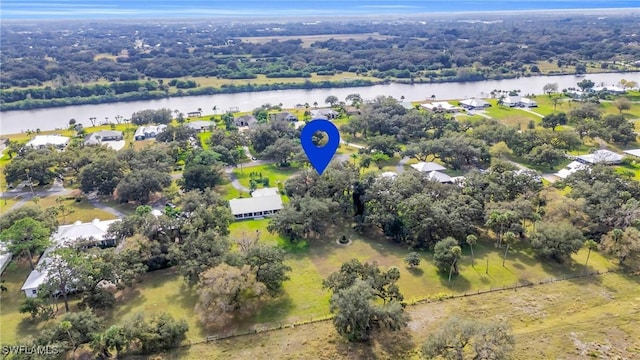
<box><xmin>2</xmin><ymin>69</ymin><xmax>638</xmax><ymax>113</ymax></box>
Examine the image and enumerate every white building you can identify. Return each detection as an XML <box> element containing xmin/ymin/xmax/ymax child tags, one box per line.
<box><xmin>504</xmin><ymin>96</ymin><xmax>538</xmax><ymax>108</ymax></box>
<box><xmin>250</xmin><ymin>187</ymin><xmax>280</xmax><ymax>198</ymax></box>
<box><xmin>555</xmin><ymin>161</ymin><xmax>589</xmax><ymax>179</ymax></box>
<box><xmin>20</xmin><ymin>219</ymin><xmax>120</xmax><ymax>298</ymax></box>
<box><xmin>421</xmin><ymin>101</ymin><xmax>460</xmax><ymax>113</ymax></box>
<box><xmin>623</xmin><ymin>149</ymin><xmax>640</xmax><ymax>158</ymax></box>
<box><xmin>0</xmin><ymin>242</ymin><xmax>12</xmax><ymax>276</ymax></box>
<box><xmin>459</xmin><ymin>98</ymin><xmax>491</xmax><ymax>110</ymax></box>
<box><xmin>26</xmin><ymin>135</ymin><xmax>70</xmax><ymax>149</ymax></box>
<box><xmin>229</xmin><ymin>195</ymin><xmax>283</xmax><ymax>220</ymax></box>
<box><xmin>411</xmin><ymin>161</ymin><xmax>447</xmax><ymax>172</ymax></box>
<box><xmin>576</xmin><ymin>149</ymin><xmax>624</xmax><ymax>165</ymax></box>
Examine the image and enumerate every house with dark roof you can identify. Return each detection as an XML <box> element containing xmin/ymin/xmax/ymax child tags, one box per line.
<box><xmin>269</xmin><ymin>112</ymin><xmax>298</xmax><ymax>122</ymax></box>
<box><xmin>235</xmin><ymin>115</ymin><xmax>259</xmax><ymax>127</ymax></box>
<box><xmin>185</xmin><ymin>121</ymin><xmax>216</xmax><ymax>132</ymax></box>
<box><xmin>311</xmin><ymin>108</ymin><xmax>339</xmax><ymax>120</ymax></box>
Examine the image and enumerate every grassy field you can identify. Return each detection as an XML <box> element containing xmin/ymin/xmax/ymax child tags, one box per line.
<box><xmin>165</xmin><ymin>270</ymin><xmax>640</xmax><ymax>360</ymax></box>
<box><xmin>0</xmin><ymin>217</ymin><xmax>617</xmax><ymax>347</ymax></box>
<box><xmin>483</xmin><ymin>100</ymin><xmax>542</xmax><ymax>128</ymax></box>
<box><xmin>231</xmin><ymin>164</ymin><xmax>301</xmax><ymax>189</ymax></box>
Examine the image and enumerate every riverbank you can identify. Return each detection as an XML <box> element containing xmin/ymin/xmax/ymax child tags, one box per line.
<box><xmin>3</xmin><ymin>69</ymin><xmax>637</xmax><ymax>112</ymax></box>
<box><xmin>1</xmin><ymin>72</ymin><xmax>636</xmax><ymax>135</ymax></box>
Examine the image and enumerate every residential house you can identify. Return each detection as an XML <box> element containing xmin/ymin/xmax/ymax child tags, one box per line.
<box><xmin>426</xmin><ymin>171</ymin><xmax>453</xmax><ymax>183</ymax></box>
<box><xmin>459</xmin><ymin>98</ymin><xmax>491</xmax><ymax>110</ymax></box>
<box><xmin>26</xmin><ymin>135</ymin><xmax>70</xmax><ymax>150</ymax></box>
<box><xmin>421</xmin><ymin>101</ymin><xmax>460</xmax><ymax>113</ymax></box>
<box><xmin>503</xmin><ymin>96</ymin><xmax>537</xmax><ymax>108</ymax></box>
<box><xmin>187</xmin><ymin>111</ymin><xmax>202</xmax><ymax>117</ymax></box>
<box><xmin>623</xmin><ymin>149</ymin><xmax>640</xmax><ymax>158</ymax></box>
<box><xmin>269</xmin><ymin>112</ymin><xmax>298</xmax><ymax>122</ymax></box>
<box><xmin>576</xmin><ymin>149</ymin><xmax>624</xmax><ymax>165</ymax></box>
<box><xmin>84</xmin><ymin>130</ymin><xmax>124</xmax><ymax>146</ymax></box>
<box><xmin>229</xmin><ymin>195</ymin><xmax>283</xmax><ymax>220</ymax></box>
<box><xmin>311</xmin><ymin>108</ymin><xmax>339</xmax><ymax>120</ymax></box>
<box><xmin>555</xmin><ymin>161</ymin><xmax>589</xmax><ymax>179</ymax></box>
<box><xmin>21</xmin><ymin>219</ymin><xmax>120</xmax><ymax>298</ymax></box>
<box><xmin>185</xmin><ymin>121</ymin><xmax>216</xmax><ymax>132</ymax></box>
<box><xmin>0</xmin><ymin>242</ymin><xmax>12</xmax><ymax>276</ymax></box>
<box><xmin>379</xmin><ymin>171</ymin><xmax>398</xmax><ymax>179</ymax></box>
<box><xmin>134</xmin><ymin>124</ymin><xmax>167</xmax><ymax>140</ymax></box>
<box><xmin>235</xmin><ymin>115</ymin><xmax>258</xmax><ymax>128</ymax></box>
<box><xmin>592</xmin><ymin>85</ymin><xmax>626</xmax><ymax>94</ymax></box>
<box><xmin>410</xmin><ymin>161</ymin><xmax>447</xmax><ymax>172</ymax></box>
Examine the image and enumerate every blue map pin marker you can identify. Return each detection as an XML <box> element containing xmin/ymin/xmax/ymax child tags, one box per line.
<box><xmin>300</xmin><ymin>119</ymin><xmax>340</xmax><ymax>175</ymax></box>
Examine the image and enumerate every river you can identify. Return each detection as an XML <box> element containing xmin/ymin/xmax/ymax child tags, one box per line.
<box><xmin>1</xmin><ymin>72</ymin><xmax>637</xmax><ymax>135</ymax></box>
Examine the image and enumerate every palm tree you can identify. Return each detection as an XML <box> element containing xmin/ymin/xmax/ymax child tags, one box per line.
<box><xmin>430</xmin><ymin>94</ymin><xmax>436</xmax><ymax>100</ymax></box>
<box><xmin>466</xmin><ymin>234</ymin><xmax>477</xmax><ymax>267</ymax></box>
<box><xmin>502</xmin><ymin>231</ymin><xmax>518</xmax><ymax>266</ymax></box>
<box><xmin>448</xmin><ymin>246</ymin><xmax>462</xmax><ymax>282</ymax></box>
<box><xmin>584</xmin><ymin>239</ymin><xmax>598</xmax><ymax>269</ymax></box>
<box><xmin>350</xmin><ymin>153</ymin><xmax>359</xmax><ymax>165</ymax></box>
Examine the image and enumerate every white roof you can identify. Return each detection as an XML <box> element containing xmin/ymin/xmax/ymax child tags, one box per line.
<box><xmin>593</xmin><ymin>85</ymin><xmax>626</xmax><ymax>93</ymax></box>
<box><xmin>21</xmin><ymin>246</ymin><xmax>56</xmax><ymax>291</ymax></box>
<box><xmin>185</xmin><ymin>121</ymin><xmax>215</xmax><ymax>130</ymax></box>
<box><xmin>0</xmin><ymin>242</ymin><xmax>12</xmax><ymax>274</ymax></box>
<box><xmin>577</xmin><ymin>150</ymin><xmax>624</xmax><ymax>164</ymax></box>
<box><xmin>555</xmin><ymin>161</ymin><xmax>589</xmax><ymax>179</ymax></box>
<box><xmin>421</xmin><ymin>101</ymin><xmax>459</xmax><ymax>111</ymax></box>
<box><xmin>460</xmin><ymin>98</ymin><xmax>490</xmax><ymax>107</ymax></box>
<box><xmin>251</xmin><ymin>187</ymin><xmax>280</xmax><ymax>198</ymax></box>
<box><xmin>623</xmin><ymin>149</ymin><xmax>640</xmax><ymax>158</ymax></box>
<box><xmin>380</xmin><ymin>171</ymin><xmax>398</xmax><ymax>179</ymax></box>
<box><xmin>53</xmin><ymin>219</ymin><xmax>120</xmax><ymax>246</ymax></box>
<box><xmin>229</xmin><ymin>195</ymin><xmax>283</xmax><ymax>215</ymax></box>
<box><xmin>411</xmin><ymin>162</ymin><xmax>446</xmax><ymax>172</ymax></box>
<box><xmin>26</xmin><ymin>135</ymin><xmax>70</xmax><ymax>147</ymax></box>
<box><xmin>504</xmin><ymin>96</ymin><xmax>521</xmax><ymax>105</ymax></box>
<box><xmin>426</xmin><ymin>170</ymin><xmax>452</xmax><ymax>183</ymax></box>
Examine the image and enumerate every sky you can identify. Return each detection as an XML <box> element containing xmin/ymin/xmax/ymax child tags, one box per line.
<box><xmin>1</xmin><ymin>0</ymin><xmax>638</xmax><ymax>20</ymax></box>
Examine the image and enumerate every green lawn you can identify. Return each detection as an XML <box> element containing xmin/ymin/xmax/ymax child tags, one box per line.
<box><xmin>0</xmin><ymin>215</ymin><xmax>617</xmax><ymax>346</ymax></box>
<box><xmin>232</xmin><ymin>164</ymin><xmax>301</xmax><ymax>189</ymax></box>
<box><xmin>483</xmin><ymin>100</ymin><xmax>541</xmax><ymax>128</ymax></box>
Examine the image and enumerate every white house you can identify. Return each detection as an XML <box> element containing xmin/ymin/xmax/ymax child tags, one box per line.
<box><xmin>411</xmin><ymin>161</ymin><xmax>447</xmax><ymax>172</ymax></box>
<box><xmin>229</xmin><ymin>195</ymin><xmax>283</xmax><ymax>220</ymax></box>
<box><xmin>134</xmin><ymin>125</ymin><xmax>167</xmax><ymax>140</ymax></box>
<box><xmin>311</xmin><ymin>108</ymin><xmax>339</xmax><ymax>120</ymax></box>
<box><xmin>26</xmin><ymin>135</ymin><xmax>70</xmax><ymax>150</ymax></box>
<box><xmin>576</xmin><ymin>149</ymin><xmax>624</xmax><ymax>165</ymax></box>
<box><xmin>185</xmin><ymin>121</ymin><xmax>216</xmax><ymax>132</ymax></box>
<box><xmin>84</xmin><ymin>130</ymin><xmax>124</xmax><ymax>146</ymax></box>
<box><xmin>426</xmin><ymin>170</ymin><xmax>453</xmax><ymax>183</ymax></box>
<box><xmin>504</xmin><ymin>96</ymin><xmax>537</xmax><ymax>108</ymax></box>
<box><xmin>555</xmin><ymin>161</ymin><xmax>589</xmax><ymax>179</ymax></box>
<box><xmin>459</xmin><ymin>98</ymin><xmax>491</xmax><ymax>110</ymax></box>
<box><xmin>623</xmin><ymin>149</ymin><xmax>640</xmax><ymax>158</ymax></box>
<box><xmin>380</xmin><ymin>171</ymin><xmax>398</xmax><ymax>179</ymax></box>
<box><xmin>0</xmin><ymin>242</ymin><xmax>12</xmax><ymax>276</ymax></box>
<box><xmin>421</xmin><ymin>101</ymin><xmax>460</xmax><ymax>113</ymax></box>
<box><xmin>20</xmin><ymin>219</ymin><xmax>120</xmax><ymax>297</ymax></box>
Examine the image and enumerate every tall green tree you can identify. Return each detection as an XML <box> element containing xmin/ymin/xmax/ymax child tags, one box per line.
<box><xmin>530</xmin><ymin>221</ymin><xmax>584</xmax><ymax>262</ymax></box>
<box><xmin>0</xmin><ymin>217</ymin><xmax>52</xmax><ymax>270</ymax></box>
<box><xmin>433</xmin><ymin>237</ymin><xmax>462</xmax><ymax>276</ymax></box>
<box><xmin>329</xmin><ymin>278</ymin><xmax>407</xmax><ymax>342</ymax></box>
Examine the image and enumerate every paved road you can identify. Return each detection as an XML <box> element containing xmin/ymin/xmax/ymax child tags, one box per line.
<box><xmin>396</xmin><ymin>157</ymin><xmax>410</xmax><ymax>174</ymax></box>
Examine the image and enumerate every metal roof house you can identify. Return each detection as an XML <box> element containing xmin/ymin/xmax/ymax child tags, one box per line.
<box><xmin>459</xmin><ymin>98</ymin><xmax>491</xmax><ymax>110</ymax></box>
<box><xmin>576</xmin><ymin>149</ymin><xmax>624</xmax><ymax>165</ymax></box>
<box><xmin>229</xmin><ymin>195</ymin><xmax>283</xmax><ymax>220</ymax></box>
<box><xmin>26</xmin><ymin>135</ymin><xmax>70</xmax><ymax>149</ymax></box>
<box><xmin>410</xmin><ymin>162</ymin><xmax>447</xmax><ymax>172</ymax></box>
<box><xmin>20</xmin><ymin>219</ymin><xmax>120</xmax><ymax>298</ymax></box>
<box><xmin>0</xmin><ymin>242</ymin><xmax>12</xmax><ymax>276</ymax></box>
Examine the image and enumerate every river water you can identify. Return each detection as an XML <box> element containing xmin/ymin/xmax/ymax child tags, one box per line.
<box><xmin>0</xmin><ymin>72</ymin><xmax>637</xmax><ymax>135</ymax></box>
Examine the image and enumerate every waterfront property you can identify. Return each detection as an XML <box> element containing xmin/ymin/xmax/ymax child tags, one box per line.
<box><xmin>459</xmin><ymin>98</ymin><xmax>491</xmax><ymax>110</ymax></box>
<box><xmin>184</xmin><ymin>121</ymin><xmax>216</xmax><ymax>132</ymax></box>
<box><xmin>421</xmin><ymin>101</ymin><xmax>460</xmax><ymax>113</ymax></box>
<box><xmin>503</xmin><ymin>96</ymin><xmax>538</xmax><ymax>108</ymax></box>
<box><xmin>235</xmin><ymin>115</ymin><xmax>259</xmax><ymax>127</ymax></box>
<box><xmin>84</xmin><ymin>130</ymin><xmax>124</xmax><ymax>145</ymax></box>
<box><xmin>269</xmin><ymin>111</ymin><xmax>298</xmax><ymax>122</ymax></box>
<box><xmin>134</xmin><ymin>125</ymin><xmax>167</xmax><ymax>140</ymax></box>
<box><xmin>311</xmin><ymin>108</ymin><xmax>339</xmax><ymax>120</ymax></box>
<box><xmin>26</xmin><ymin>135</ymin><xmax>70</xmax><ymax>150</ymax></box>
